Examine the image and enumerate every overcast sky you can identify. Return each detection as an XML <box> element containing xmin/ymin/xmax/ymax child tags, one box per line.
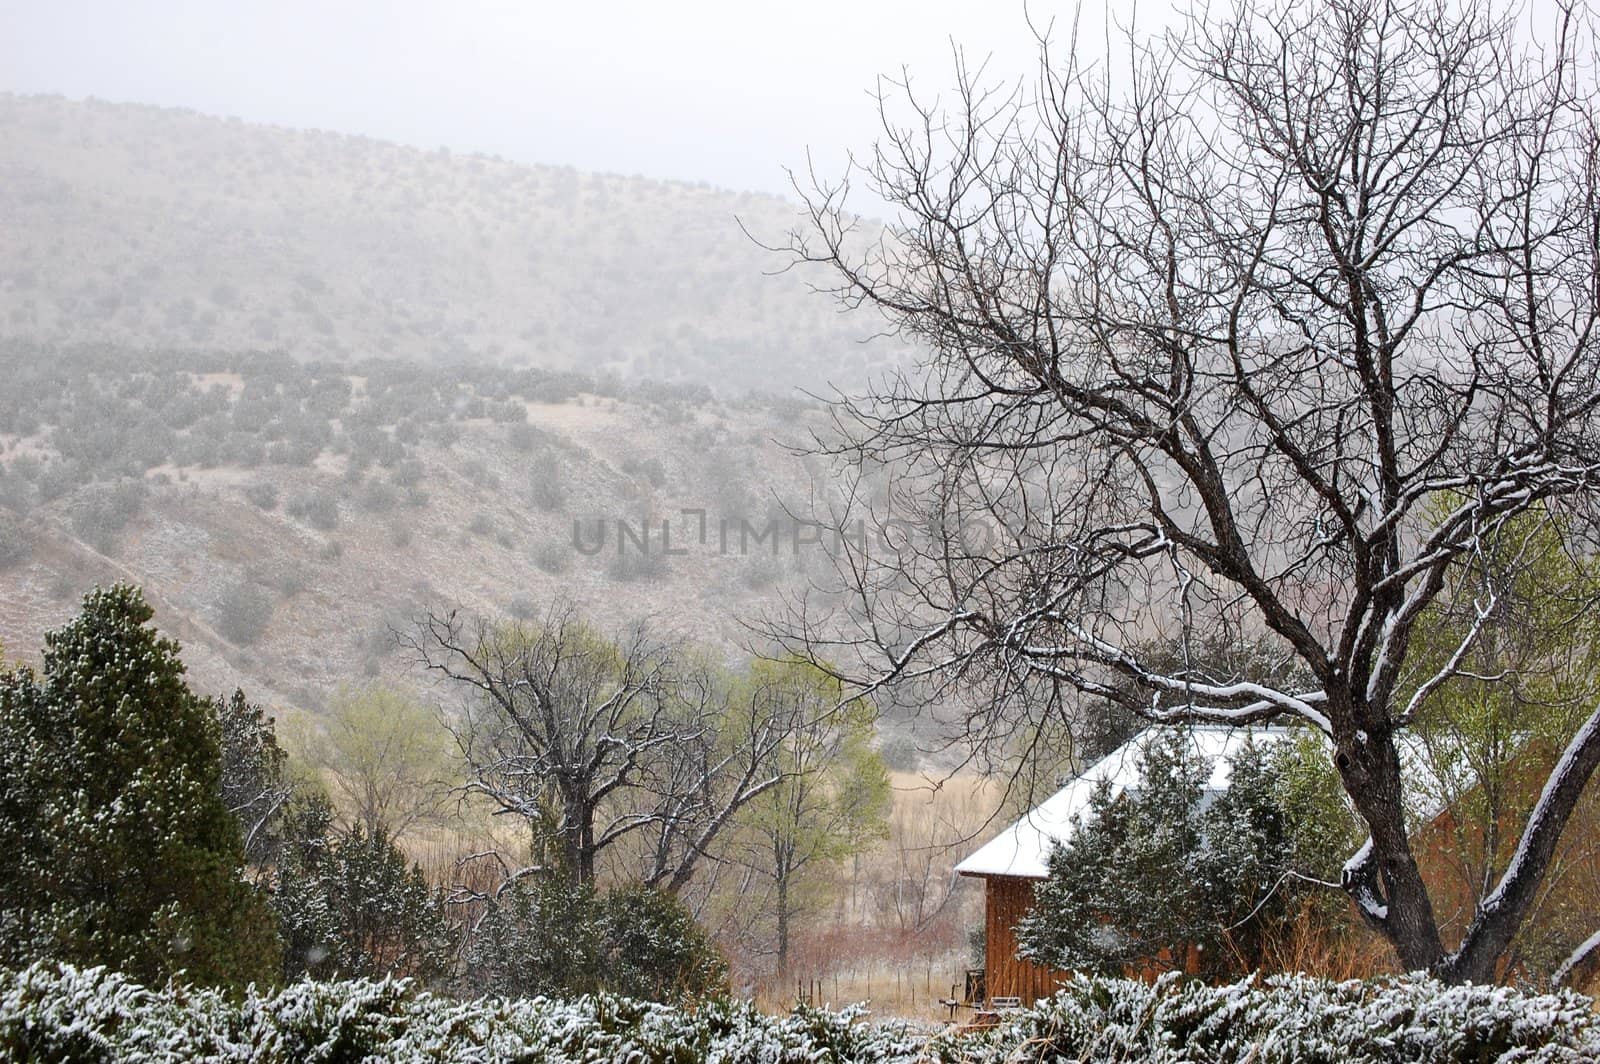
<box><xmin>0</xmin><ymin>0</ymin><xmax>1159</xmax><ymax>196</ymax></box>
<box><xmin>3</xmin><ymin>1</ymin><xmax>1565</xmax><ymax>199</ymax></box>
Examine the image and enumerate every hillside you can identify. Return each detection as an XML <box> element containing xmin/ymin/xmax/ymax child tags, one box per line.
<box><xmin>0</xmin><ymin>343</ymin><xmax>855</xmax><ymax>723</ymax></box>
<box><xmin>0</xmin><ymin>93</ymin><xmax>899</xmax><ymax>394</ymax></box>
<box><xmin>0</xmin><ymin>95</ymin><xmax>932</xmax><ymax>734</ymax></box>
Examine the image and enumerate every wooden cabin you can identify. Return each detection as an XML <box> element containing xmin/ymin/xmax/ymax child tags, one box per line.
<box><xmin>955</xmin><ymin>724</ymin><xmax>1600</xmax><ymax>1003</ymax></box>
<box><xmin>954</xmin><ymin>726</ymin><xmax>1293</xmax><ymax>1005</ymax></box>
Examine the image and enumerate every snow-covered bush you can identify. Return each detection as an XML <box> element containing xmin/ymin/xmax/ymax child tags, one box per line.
<box><xmin>0</xmin><ymin>961</ymin><xmax>918</xmax><ymax>1063</ymax></box>
<box><xmin>925</xmin><ymin>971</ymin><xmax>1600</xmax><ymax>1063</ymax></box>
<box><xmin>2</xmin><ymin>961</ymin><xmax>1596</xmax><ymax>1062</ymax></box>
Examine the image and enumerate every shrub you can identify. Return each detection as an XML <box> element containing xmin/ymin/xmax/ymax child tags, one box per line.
<box><xmin>532</xmin><ymin>540</ymin><xmax>569</xmax><ymax>574</ymax></box>
<box><xmin>273</xmin><ymin>793</ymin><xmax>450</xmax><ymax>984</ymax></box>
<box><xmin>0</xmin><ymin>963</ymin><xmax>918</xmax><ymax>1063</ymax></box>
<box><xmin>267</xmin><ymin>438</ymin><xmax>319</xmax><ymax>466</ymax></box>
<box><xmin>359</xmin><ymin>480</ymin><xmax>398</xmax><ymax>513</ymax></box>
<box><xmin>244</xmin><ymin>481</ymin><xmax>279</xmax><ymax>510</ymax></box>
<box><xmin>462</xmin><ymin>879</ymin><xmax>727</xmax><ymax>1005</ymax></box>
<box><xmin>287</xmin><ymin>489</ymin><xmax>339</xmax><ymax>531</ymax></box>
<box><xmin>3</xmin><ymin>963</ymin><xmax>1596</xmax><ymax>1063</ymax></box>
<box><xmin>506</xmin><ymin>421</ymin><xmax>538</xmax><ymax>452</ymax></box>
<box><xmin>594</xmin><ymin>885</ymin><xmax>726</xmax><ymax>1003</ymax></box>
<box><xmin>526</xmin><ymin>452</ymin><xmax>564</xmax><ymax>511</ymax></box>
<box><xmin>878</xmin><ymin>733</ymin><xmax>921</xmax><ymax>772</ymax></box>
<box><xmin>69</xmin><ymin>478</ymin><xmax>148</xmax><ymax>551</ymax></box>
<box><xmin>460</xmin><ymin>458</ymin><xmax>499</xmax><ymax>489</ymax></box>
<box><xmin>462</xmin><ymin>877</ymin><xmax>602</xmax><ymax>1000</ymax></box>
<box><xmin>213</xmin><ymin>580</ymin><xmax>275</xmax><ymax>646</ymax></box>
<box><xmin>925</xmin><ymin>971</ymin><xmax>1600</xmax><ymax>1064</ymax></box>
<box><xmin>609</xmin><ymin>546</ymin><xmax>668</xmax><ymax>583</ymax></box>
<box><xmin>390</xmin><ymin>459</ymin><xmax>425</xmax><ymax>488</ymax></box>
<box><xmin>0</xmin><ymin>512</ymin><xmax>29</xmax><ymax>569</ymax></box>
<box><xmin>621</xmin><ymin>455</ymin><xmax>668</xmax><ymax>488</ymax></box>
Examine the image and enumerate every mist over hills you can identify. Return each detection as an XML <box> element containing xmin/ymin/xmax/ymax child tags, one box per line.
<box><xmin>0</xmin><ymin>96</ymin><xmax>924</xmax><ymax>744</ymax></box>
<box><xmin>0</xmin><ymin>93</ymin><xmax>898</xmax><ymax>394</ymax></box>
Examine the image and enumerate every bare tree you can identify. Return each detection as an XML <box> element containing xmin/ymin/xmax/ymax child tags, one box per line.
<box><xmin>767</xmin><ymin>0</ymin><xmax>1600</xmax><ymax>982</ymax></box>
<box><xmin>408</xmin><ymin>602</ymin><xmax>797</xmax><ymax>893</ymax></box>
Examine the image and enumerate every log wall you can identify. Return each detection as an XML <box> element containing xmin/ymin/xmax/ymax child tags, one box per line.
<box><xmin>983</xmin><ymin>874</ymin><xmax>1066</xmax><ymax>1004</ymax></box>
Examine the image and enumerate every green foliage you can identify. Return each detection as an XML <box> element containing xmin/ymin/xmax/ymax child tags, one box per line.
<box><xmin>1405</xmin><ymin>508</ymin><xmax>1600</xmax><ymax>979</ymax></box>
<box><xmin>0</xmin><ymin>584</ymin><xmax>281</xmax><ymax>989</ymax></box>
<box><xmin>463</xmin><ymin>876</ymin><xmax>602</xmax><ymax>999</ymax></box>
<box><xmin>213</xmin><ymin>689</ymin><xmax>291</xmax><ymax>871</ymax></box>
<box><xmin>1272</xmin><ymin>731</ymin><xmax>1364</xmax><ymax>882</ymax></box>
<box><xmin>728</xmin><ymin>659</ymin><xmax>891</xmax><ymax>974</ymax></box>
<box><xmin>0</xmin><ymin>961</ymin><xmax>921</xmax><ymax>1063</ymax></box>
<box><xmin>1019</xmin><ymin>731</ymin><xmax>1212</xmax><ymax>976</ymax></box>
<box><xmin>3</xmin><ymin>961</ymin><xmax>1596</xmax><ymax>1063</ymax></box>
<box><xmin>927</xmin><ymin>970</ymin><xmax>1600</xmax><ymax>1064</ymax></box>
<box><xmin>313</xmin><ymin>683</ymin><xmax>452</xmax><ymax>844</ymax></box>
<box><xmin>594</xmin><ymin>885</ymin><xmax>727</xmax><ymax>1003</ymax></box>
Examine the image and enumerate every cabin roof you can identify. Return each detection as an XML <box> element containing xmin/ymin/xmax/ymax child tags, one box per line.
<box><xmin>954</xmin><ymin>725</ymin><xmax>1296</xmax><ymax>880</ymax></box>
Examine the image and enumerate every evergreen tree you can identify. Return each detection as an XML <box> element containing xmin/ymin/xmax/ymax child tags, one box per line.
<box><xmin>1195</xmin><ymin>741</ymin><xmax>1300</xmax><ymax>972</ymax></box>
<box><xmin>273</xmin><ymin>790</ymin><xmax>450</xmax><ymax>983</ymax></box>
<box><xmin>1018</xmin><ymin>731</ymin><xmax>1214</xmax><ymax>976</ymax></box>
<box><xmin>272</xmin><ymin>792</ymin><xmax>342</xmax><ymax>979</ymax></box>
<box><xmin>1017</xmin><ymin>730</ymin><xmax>1349</xmax><ymax>979</ymax></box>
<box><xmin>461</xmin><ymin>877</ymin><xmax>725</xmax><ymax>1003</ymax></box>
<box><xmin>461</xmin><ymin>876</ymin><xmax>603</xmax><ymax>999</ymax></box>
<box><xmin>0</xmin><ymin>584</ymin><xmax>280</xmax><ymax>988</ymax></box>
<box><xmin>214</xmin><ymin>689</ymin><xmax>291</xmax><ymax>873</ymax></box>
<box><xmin>594</xmin><ymin>885</ymin><xmax>727</xmax><ymax>1002</ymax></box>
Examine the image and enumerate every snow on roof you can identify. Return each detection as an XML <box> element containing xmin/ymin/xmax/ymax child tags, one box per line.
<box><xmin>955</xmin><ymin>725</ymin><xmax>1296</xmax><ymax>880</ymax></box>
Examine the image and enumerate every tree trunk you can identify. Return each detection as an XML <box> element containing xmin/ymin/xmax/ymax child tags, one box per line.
<box><xmin>578</xmin><ymin>805</ymin><xmax>595</xmax><ymax>885</ymax></box>
<box><xmin>1336</xmin><ymin>719</ymin><xmax>1447</xmax><ymax>972</ymax></box>
<box><xmin>562</xmin><ymin>800</ymin><xmax>596</xmax><ymax>886</ymax></box>
<box><xmin>776</xmin><ymin>872</ymin><xmax>790</xmax><ymax>979</ymax></box>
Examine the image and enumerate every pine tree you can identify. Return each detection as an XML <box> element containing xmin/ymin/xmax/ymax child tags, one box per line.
<box><xmin>0</xmin><ymin>584</ymin><xmax>280</xmax><ymax>988</ymax></box>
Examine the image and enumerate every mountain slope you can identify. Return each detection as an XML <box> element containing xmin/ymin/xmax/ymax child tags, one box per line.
<box><xmin>0</xmin><ymin>93</ymin><xmax>895</xmax><ymax>393</ymax></box>
<box><xmin>0</xmin><ymin>344</ymin><xmax>837</xmax><ymax>715</ymax></box>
